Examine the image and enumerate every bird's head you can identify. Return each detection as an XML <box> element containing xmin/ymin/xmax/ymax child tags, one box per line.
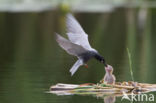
<box><xmin>94</xmin><ymin>53</ymin><xmax>107</xmax><ymax>67</ymax></box>
<box><xmin>100</xmin><ymin>58</ymin><xmax>107</xmax><ymax>67</ymax></box>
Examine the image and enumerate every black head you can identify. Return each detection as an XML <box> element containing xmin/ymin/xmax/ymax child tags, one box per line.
<box><xmin>94</xmin><ymin>53</ymin><xmax>107</xmax><ymax>67</ymax></box>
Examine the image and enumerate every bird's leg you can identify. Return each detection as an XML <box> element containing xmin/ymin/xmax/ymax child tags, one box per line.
<box><xmin>84</xmin><ymin>64</ymin><xmax>88</xmax><ymax>68</ymax></box>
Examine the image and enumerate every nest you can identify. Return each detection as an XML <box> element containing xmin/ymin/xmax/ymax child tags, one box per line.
<box><xmin>49</xmin><ymin>81</ymin><xmax>156</xmax><ymax>96</ymax></box>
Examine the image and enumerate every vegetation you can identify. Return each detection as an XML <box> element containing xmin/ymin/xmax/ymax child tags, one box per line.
<box><xmin>127</xmin><ymin>48</ymin><xmax>134</xmax><ymax>81</ymax></box>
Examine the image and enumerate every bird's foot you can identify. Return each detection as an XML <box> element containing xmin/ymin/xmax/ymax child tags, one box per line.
<box><xmin>84</xmin><ymin>64</ymin><xmax>88</xmax><ymax>68</ymax></box>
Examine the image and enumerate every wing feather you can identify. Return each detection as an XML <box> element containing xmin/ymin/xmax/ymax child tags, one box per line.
<box><xmin>66</xmin><ymin>14</ymin><xmax>93</xmax><ymax>50</ymax></box>
<box><xmin>56</xmin><ymin>33</ymin><xmax>87</xmax><ymax>56</ymax></box>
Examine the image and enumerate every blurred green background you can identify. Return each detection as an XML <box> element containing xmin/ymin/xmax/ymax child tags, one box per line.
<box><xmin>0</xmin><ymin>0</ymin><xmax>156</xmax><ymax>103</ymax></box>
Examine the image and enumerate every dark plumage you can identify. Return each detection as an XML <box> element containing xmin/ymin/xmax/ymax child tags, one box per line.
<box><xmin>79</xmin><ymin>51</ymin><xmax>106</xmax><ymax>66</ymax></box>
<box><xmin>56</xmin><ymin>13</ymin><xmax>107</xmax><ymax>76</ymax></box>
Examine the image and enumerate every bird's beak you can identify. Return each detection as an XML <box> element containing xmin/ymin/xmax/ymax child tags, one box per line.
<box><xmin>104</xmin><ymin>63</ymin><xmax>108</xmax><ymax>67</ymax></box>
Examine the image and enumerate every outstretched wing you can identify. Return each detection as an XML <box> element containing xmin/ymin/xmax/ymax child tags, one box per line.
<box><xmin>70</xmin><ymin>59</ymin><xmax>83</xmax><ymax>76</ymax></box>
<box><xmin>56</xmin><ymin>33</ymin><xmax>87</xmax><ymax>56</ymax></box>
<box><xmin>66</xmin><ymin>14</ymin><xmax>93</xmax><ymax>51</ymax></box>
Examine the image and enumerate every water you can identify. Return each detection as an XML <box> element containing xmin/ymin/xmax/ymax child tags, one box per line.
<box><xmin>0</xmin><ymin>8</ymin><xmax>156</xmax><ymax>103</ymax></box>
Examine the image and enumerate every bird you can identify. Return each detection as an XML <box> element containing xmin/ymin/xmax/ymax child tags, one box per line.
<box><xmin>56</xmin><ymin>13</ymin><xmax>107</xmax><ymax>76</ymax></box>
<box><xmin>101</xmin><ymin>65</ymin><xmax>116</xmax><ymax>84</ymax></box>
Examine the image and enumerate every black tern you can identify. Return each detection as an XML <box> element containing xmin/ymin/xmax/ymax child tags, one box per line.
<box><xmin>56</xmin><ymin>14</ymin><xmax>107</xmax><ymax>76</ymax></box>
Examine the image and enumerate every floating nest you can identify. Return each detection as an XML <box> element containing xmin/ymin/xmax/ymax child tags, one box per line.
<box><xmin>49</xmin><ymin>81</ymin><xmax>156</xmax><ymax>96</ymax></box>
<box><xmin>49</xmin><ymin>65</ymin><xmax>156</xmax><ymax>97</ymax></box>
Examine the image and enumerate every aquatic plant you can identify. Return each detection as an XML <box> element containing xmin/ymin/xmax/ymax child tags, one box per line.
<box><xmin>127</xmin><ymin>48</ymin><xmax>134</xmax><ymax>81</ymax></box>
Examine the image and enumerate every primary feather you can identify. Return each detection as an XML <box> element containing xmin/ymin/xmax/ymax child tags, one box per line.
<box><xmin>66</xmin><ymin>14</ymin><xmax>94</xmax><ymax>51</ymax></box>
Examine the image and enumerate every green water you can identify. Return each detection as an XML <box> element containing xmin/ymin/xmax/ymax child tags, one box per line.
<box><xmin>0</xmin><ymin>8</ymin><xmax>156</xmax><ymax>103</ymax></box>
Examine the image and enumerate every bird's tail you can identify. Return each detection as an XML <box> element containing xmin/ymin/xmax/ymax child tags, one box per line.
<box><xmin>70</xmin><ymin>59</ymin><xmax>83</xmax><ymax>76</ymax></box>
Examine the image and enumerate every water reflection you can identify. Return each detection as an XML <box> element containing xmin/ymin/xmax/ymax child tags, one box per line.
<box><xmin>50</xmin><ymin>91</ymin><xmax>117</xmax><ymax>103</ymax></box>
<box><xmin>104</xmin><ymin>96</ymin><xmax>116</xmax><ymax>103</ymax></box>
